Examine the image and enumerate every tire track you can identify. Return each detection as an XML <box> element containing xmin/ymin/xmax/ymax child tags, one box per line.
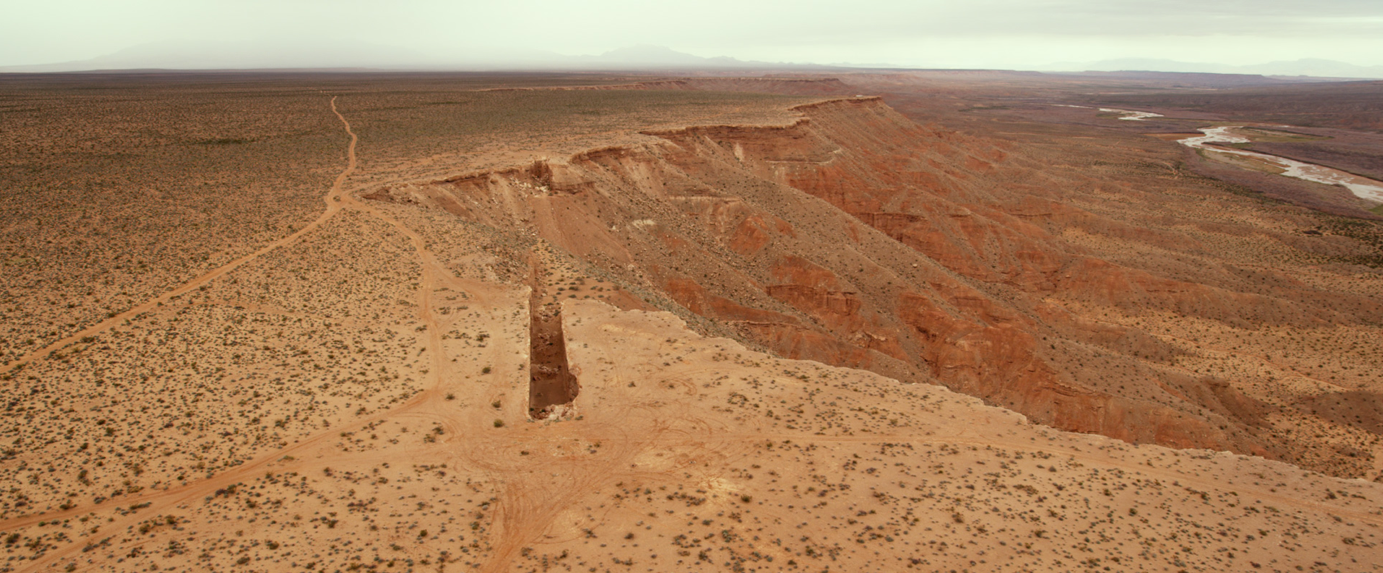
<box><xmin>0</xmin><ymin>96</ymin><xmax>357</xmax><ymax>376</ymax></box>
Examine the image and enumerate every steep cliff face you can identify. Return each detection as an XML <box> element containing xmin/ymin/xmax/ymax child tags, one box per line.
<box><xmin>634</xmin><ymin>98</ymin><xmax>1291</xmax><ymax>453</ymax></box>
<box><xmin>364</xmin><ymin>96</ymin><xmax>1379</xmax><ymax>460</ymax></box>
<box><xmin>485</xmin><ymin>77</ymin><xmax>855</xmax><ymax>96</ymax></box>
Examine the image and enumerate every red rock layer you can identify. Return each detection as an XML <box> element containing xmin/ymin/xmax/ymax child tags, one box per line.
<box><xmin>366</xmin><ymin>96</ymin><xmax>1379</xmax><ymax>458</ymax></box>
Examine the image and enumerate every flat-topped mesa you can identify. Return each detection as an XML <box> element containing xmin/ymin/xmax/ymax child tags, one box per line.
<box><xmin>788</xmin><ymin>95</ymin><xmax>885</xmax><ymax>111</ymax></box>
<box><xmin>636</xmin><ymin>97</ymin><xmax>887</xmax><ymax>141</ymax></box>
<box><xmin>640</xmin><ymin>117</ymin><xmax>813</xmax><ymax>138</ymax></box>
<box><xmin>481</xmin><ymin>77</ymin><xmax>855</xmax><ymax>96</ymax></box>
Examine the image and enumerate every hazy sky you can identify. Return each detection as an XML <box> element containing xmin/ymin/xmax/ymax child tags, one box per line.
<box><xmin>5</xmin><ymin>0</ymin><xmax>1383</xmax><ymax>68</ymax></box>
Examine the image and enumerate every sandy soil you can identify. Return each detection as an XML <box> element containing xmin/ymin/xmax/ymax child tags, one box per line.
<box><xmin>1</xmin><ymin>73</ymin><xmax>1381</xmax><ymax>572</ymax></box>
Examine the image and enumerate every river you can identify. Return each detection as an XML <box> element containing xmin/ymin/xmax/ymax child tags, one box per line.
<box><xmin>1100</xmin><ymin>108</ymin><xmax>1164</xmax><ymax>121</ymax></box>
<box><xmin>1053</xmin><ymin>105</ymin><xmax>1383</xmax><ymax>203</ymax></box>
<box><xmin>1179</xmin><ymin>126</ymin><xmax>1383</xmax><ymax>203</ymax></box>
<box><xmin>1054</xmin><ymin>105</ymin><xmax>1166</xmax><ymax>122</ymax></box>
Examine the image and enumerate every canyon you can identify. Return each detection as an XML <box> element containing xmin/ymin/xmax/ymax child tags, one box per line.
<box><xmin>0</xmin><ymin>71</ymin><xmax>1380</xmax><ymax>572</ymax></box>
<box><xmin>368</xmin><ymin>84</ymin><xmax>1383</xmax><ymax>478</ymax></box>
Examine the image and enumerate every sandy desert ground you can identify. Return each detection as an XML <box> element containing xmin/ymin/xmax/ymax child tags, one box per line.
<box><xmin>1</xmin><ymin>72</ymin><xmax>1382</xmax><ymax>572</ymax></box>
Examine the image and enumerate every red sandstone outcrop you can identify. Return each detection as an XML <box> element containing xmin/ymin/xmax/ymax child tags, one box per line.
<box><xmin>364</xmin><ymin>96</ymin><xmax>1378</xmax><ymax>460</ymax></box>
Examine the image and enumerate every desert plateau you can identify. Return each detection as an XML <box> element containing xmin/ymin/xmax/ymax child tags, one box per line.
<box><xmin>2</xmin><ymin>69</ymin><xmax>1382</xmax><ymax>573</ymax></box>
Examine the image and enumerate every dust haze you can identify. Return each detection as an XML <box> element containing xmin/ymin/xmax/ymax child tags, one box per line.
<box><xmin>1</xmin><ymin>63</ymin><xmax>1382</xmax><ymax>572</ymax></box>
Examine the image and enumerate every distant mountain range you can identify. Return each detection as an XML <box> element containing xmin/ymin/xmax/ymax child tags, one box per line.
<box><xmin>0</xmin><ymin>39</ymin><xmax>432</xmax><ymax>72</ymax></box>
<box><xmin>1044</xmin><ymin>58</ymin><xmax>1383</xmax><ymax>79</ymax></box>
<box><xmin>0</xmin><ymin>41</ymin><xmax>833</xmax><ymax>73</ymax></box>
<box><xmin>7</xmin><ymin>42</ymin><xmax>1382</xmax><ymax>80</ymax></box>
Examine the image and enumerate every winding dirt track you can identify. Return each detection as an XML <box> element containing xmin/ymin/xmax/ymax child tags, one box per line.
<box><xmin>0</xmin><ymin>94</ymin><xmax>603</xmax><ymax>573</ymax></box>
<box><xmin>0</xmin><ymin>97</ymin><xmax>355</xmax><ymax>377</ymax></box>
<box><xmin>0</xmin><ymin>96</ymin><xmax>357</xmax><ymax>571</ymax></box>
<box><xmin>5</xmin><ymin>95</ymin><xmax>1381</xmax><ymax>573</ymax></box>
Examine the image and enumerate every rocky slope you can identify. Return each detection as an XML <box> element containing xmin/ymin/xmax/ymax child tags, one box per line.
<box><xmin>4</xmin><ymin>74</ymin><xmax>1382</xmax><ymax>572</ymax></box>
<box><xmin>366</xmin><ymin>94</ymin><xmax>1383</xmax><ymax>477</ymax></box>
